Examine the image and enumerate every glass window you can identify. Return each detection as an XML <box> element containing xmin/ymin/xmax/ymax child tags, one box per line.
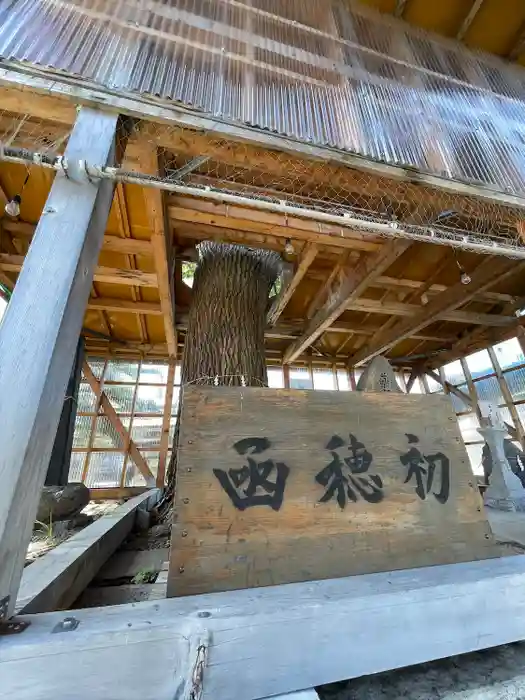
<box><xmin>337</xmin><ymin>369</ymin><xmax>351</xmax><ymax>391</ymax></box>
<box><xmin>139</xmin><ymin>362</ymin><xmax>169</xmax><ymax>384</ymax></box>
<box><xmin>104</xmin><ymin>385</ymin><xmax>135</xmax><ymax>414</ymax></box>
<box><xmin>465</xmin><ymin>349</ymin><xmax>493</xmax><ymax>379</ymax></box>
<box><xmin>457</xmin><ymin>413</ymin><xmax>480</xmax><ymax>443</ymax></box>
<box><xmin>465</xmin><ymin>443</ymin><xmax>484</xmax><ymax>476</ymax></box>
<box><xmin>171</xmin><ymin>387</ymin><xmax>180</xmax><ymax>416</ymax></box>
<box><xmin>77</xmin><ymin>382</ymin><xmax>97</xmax><ymax>413</ymax></box>
<box><xmin>425</xmin><ymin>374</ymin><xmax>443</xmax><ymax>393</ymax></box>
<box><xmin>493</xmin><ymin>337</ymin><xmax>524</xmax><ymax>370</ymax></box>
<box><xmin>174</xmin><ymin>364</ymin><xmax>182</xmax><ymax>385</ymax></box>
<box><xmin>104</xmin><ymin>360</ymin><xmax>139</xmax><ymax>383</ymax></box>
<box><xmin>87</xmin><ymin>357</ymin><xmax>106</xmax><ymax>380</ymax></box>
<box><xmin>442</xmin><ymin>360</ymin><xmax>465</xmax><ymax>386</ymax></box>
<box><xmin>131</xmin><ymin>416</ymin><xmax>163</xmax><ymax>448</ymax></box>
<box><xmin>134</xmin><ymin>385</ymin><xmax>166</xmax><ymax>413</ymax></box>
<box><xmin>73</xmin><ymin>415</ymin><xmax>93</xmax><ymax>448</ymax></box>
<box><xmin>93</xmin><ymin>416</ymin><xmax>129</xmax><ymax>448</ymax></box>
<box><xmin>312</xmin><ymin>368</ymin><xmax>336</xmax><ymax>390</ymax></box>
<box><xmin>267</xmin><ymin>367</ymin><xmax>285</xmax><ymax>388</ymax></box>
<box><xmin>68</xmin><ymin>452</ymin><xmax>86</xmax><ymax>482</ymax></box>
<box><xmin>503</xmin><ymin>367</ymin><xmax>525</xmax><ymax>403</ymax></box>
<box><xmin>473</xmin><ymin>375</ymin><xmax>504</xmax><ymax>405</ymax></box>
<box><xmin>289</xmin><ymin>367</ymin><xmax>313</xmax><ymax>390</ymax></box>
<box><xmin>85</xmin><ymin>452</ymin><xmax>124</xmax><ymax>488</ymax></box>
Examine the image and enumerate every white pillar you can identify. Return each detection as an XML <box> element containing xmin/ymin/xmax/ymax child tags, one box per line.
<box><xmin>478</xmin><ymin>425</ymin><xmax>525</xmax><ymax>512</ymax></box>
<box><xmin>0</xmin><ymin>107</ymin><xmax>118</xmax><ymax>620</ymax></box>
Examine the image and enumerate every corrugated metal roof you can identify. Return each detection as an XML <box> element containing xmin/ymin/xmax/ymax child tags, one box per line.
<box><xmin>2</xmin><ymin>0</ymin><xmax>525</xmax><ymax>193</ymax></box>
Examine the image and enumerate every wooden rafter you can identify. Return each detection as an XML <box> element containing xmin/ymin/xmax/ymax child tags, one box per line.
<box><xmin>0</xmin><ymin>254</ymin><xmax>158</xmax><ymax>287</ymax></box>
<box><xmin>267</xmin><ymin>244</ymin><xmax>318</xmax><ymax>326</ymax></box>
<box><xmin>158</xmin><ymin>359</ymin><xmax>176</xmax><ymax>488</ymax></box>
<box><xmin>509</xmin><ymin>20</ymin><xmax>525</xmax><ymax>61</ymax></box>
<box><xmin>87</xmin><ymin>298</ymin><xmax>163</xmax><ymax>315</ymax></box>
<box><xmin>394</xmin><ymin>0</ymin><xmax>409</xmax><ymax>18</ymax></box>
<box><xmin>283</xmin><ymin>239</ymin><xmax>411</xmax><ymax>364</ymax></box>
<box><xmin>114</xmin><ymin>184</ymin><xmax>148</xmax><ymax>343</ymax></box>
<box><xmin>126</xmin><ymin>139</ymin><xmax>177</xmax><ymax>357</ymax></box>
<box><xmin>456</xmin><ymin>0</ymin><xmax>485</xmax><ymax>41</ymax></box>
<box><xmin>82</xmin><ymin>361</ymin><xmax>155</xmax><ymax>487</ymax></box>
<box><xmin>348</xmin><ymin>298</ymin><xmax>514</xmax><ymax>327</ymax></box>
<box><xmin>350</xmin><ymin>257</ymin><xmax>524</xmax><ymax>367</ymax></box>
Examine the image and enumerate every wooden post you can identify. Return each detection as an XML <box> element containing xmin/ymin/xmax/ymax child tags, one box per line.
<box><xmin>0</xmin><ymin>107</ymin><xmax>118</xmax><ymax>621</ymax></box>
<box><xmin>158</xmin><ymin>360</ymin><xmax>176</xmax><ymax>487</ymax></box>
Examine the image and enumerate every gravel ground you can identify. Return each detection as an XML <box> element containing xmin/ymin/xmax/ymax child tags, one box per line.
<box><xmin>318</xmin><ymin>644</ymin><xmax>525</xmax><ymax>700</ymax></box>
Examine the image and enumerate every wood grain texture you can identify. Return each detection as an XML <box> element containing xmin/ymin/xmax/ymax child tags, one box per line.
<box><xmin>5</xmin><ymin>557</ymin><xmax>525</xmax><ymax>700</ymax></box>
<box><xmin>168</xmin><ymin>387</ymin><xmax>497</xmax><ymax>597</ymax></box>
<box><xmin>0</xmin><ymin>107</ymin><xmax>118</xmax><ymax>620</ymax></box>
<box><xmin>16</xmin><ymin>490</ymin><xmax>160</xmax><ymax>615</ymax></box>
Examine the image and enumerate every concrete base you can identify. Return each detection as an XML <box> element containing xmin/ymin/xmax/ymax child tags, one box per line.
<box><xmin>485</xmin><ymin>496</ymin><xmax>525</xmax><ymax>512</ymax></box>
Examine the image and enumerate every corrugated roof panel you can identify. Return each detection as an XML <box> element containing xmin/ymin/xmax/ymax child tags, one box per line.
<box><xmin>2</xmin><ymin>0</ymin><xmax>525</xmax><ymax>193</ymax></box>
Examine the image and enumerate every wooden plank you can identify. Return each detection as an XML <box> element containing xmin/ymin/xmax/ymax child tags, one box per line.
<box><xmin>125</xmin><ymin>140</ymin><xmax>177</xmax><ymax>357</ymax></box>
<box><xmin>0</xmin><ymin>107</ymin><xmax>118</xmax><ymax>621</ymax></box>
<box><xmin>87</xmin><ymin>297</ymin><xmax>163</xmax><ymax>315</ymax></box>
<box><xmin>158</xmin><ymin>360</ymin><xmax>176</xmax><ymax>487</ymax></box>
<box><xmin>89</xmin><ymin>487</ymin><xmax>148</xmax><ymax>500</ymax></box>
<box><xmin>374</xmin><ymin>275</ymin><xmax>515</xmax><ymax>305</ymax></box>
<box><xmin>3</xmin><ymin>221</ymin><xmax>153</xmax><ymax>256</ymax></box>
<box><xmin>168</xmin><ymin>386</ymin><xmax>495</xmax><ymax>598</ymax></box>
<box><xmin>6</xmin><ymin>557</ymin><xmax>525</xmax><ymax>700</ymax></box>
<box><xmin>82</xmin><ymin>361</ymin><xmax>155</xmax><ymax>487</ymax></box>
<box><xmin>456</xmin><ymin>0</ymin><xmax>485</xmax><ymax>40</ymax></box>
<box><xmin>95</xmin><ymin>549</ymin><xmax>168</xmax><ymax>581</ymax></box>
<box><xmin>350</xmin><ymin>257</ymin><xmax>523</xmax><ymax>367</ymax></box>
<box><xmin>15</xmin><ymin>490</ymin><xmax>160</xmax><ymax>615</ymax></box>
<box><xmin>267</xmin><ymin>245</ymin><xmax>318</xmax><ymax>326</ymax></box>
<box><xmin>487</xmin><ymin>345</ymin><xmax>525</xmax><ymax>446</ymax></box>
<box><xmin>283</xmin><ymin>240</ymin><xmax>411</xmax><ymax>363</ymax></box>
<box><xmin>169</xmin><ymin>200</ymin><xmax>382</xmax><ymax>252</ymax></box>
<box><xmin>348</xmin><ymin>298</ymin><xmax>514</xmax><ymax>327</ymax></box>
<box><xmin>0</xmin><ymin>255</ymin><xmax>159</xmax><ymax>287</ymax></box>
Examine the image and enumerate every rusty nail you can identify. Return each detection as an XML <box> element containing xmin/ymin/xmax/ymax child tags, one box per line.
<box><xmin>182</xmin><ymin>530</ymin><xmax>188</xmax><ymax>537</ymax></box>
<box><xmin>179</xmin><ymin>566</ymin><xmax>185</xmax><ymax>573</ymax></box>
<box><xmin>183</xmin><ymin>498</ymin><xmax>189</xmax><ymax>504</ymax></box>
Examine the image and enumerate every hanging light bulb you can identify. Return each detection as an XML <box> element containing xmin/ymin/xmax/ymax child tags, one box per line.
<box><xmin>284</xmin><ymin>238</ymin><xmax>295</xmax><ymax>255</ymax></box>
<box><xmin>4</xmin><ymin>170</ymin><xmax>30</xmax><ymax>218</ymax></box>
<box><xmin>4</xmin><ymin>194</ymin><xmax>21</xmax><ymax>218</ymax></box>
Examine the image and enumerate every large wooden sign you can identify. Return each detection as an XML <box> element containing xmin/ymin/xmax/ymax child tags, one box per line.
<box><xmin>168</xmin><ymin>387</ymin><xmax>498</xmax><ymax>597</ymax></box>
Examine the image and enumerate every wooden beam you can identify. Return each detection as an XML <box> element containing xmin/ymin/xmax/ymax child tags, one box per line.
<box><xmin>169</xmin><ymin>199</ymin><xmax>382</xmax><ymax>252</ymax></box>
<box><xmin>87</xmin><ymin>297</ymin><xmax>163</xmax><ymax>315</ymax></box>
<box><xmin>348</xmin><ymin>298</ymin><xmax>514</xmax><ymax>327</ymax></box>
<box><xmin>0</xmin><ymin>107</ymin><xmax>118</xmax><ymax>621</ymax></box>
<box><xmin>406</xmin><ymin>369</ymin><xmax>419</xmax><ymax>393</ymax></box>
<box><xmin>267</xmin><ymin>244</ymin><xmax>318</xmax><ymax>326</ymax></box>
<box><xmin>509</xmin><ymin>21</ymin><xmax>525</xmax><ymax>61</ymax></box>
<box><xmin>2</xmin><ymin>220</ymin><xmax>153</xmax><ymax>256</ymax></box>
<box><xmin>487</xmin><ymin>345</ymin><xmax>525</xmax><ymax>447</ymax></box>
<box><xmin>6</xmin><ymin>558</ymin><xmax>525</xmax><ymax>699</ymax></box>
<box><xmin>283</xmin><ymin>240</ymin><xmax>411</xmax><ymax>363</ymax></box>
<box><xmin>456</xmin><ymin>0</ymin><xmax>485</xmax><ymax>40</ymax></box>
<box><xmin>158</xmin><ymin>360</ymin><xmax>176</xmax><ymax>488</ymax></box>
<box><xmin>126</xmin><ymin>141</ymin><xmax>177</xmax><ymax>357</ymax></box>
<box><xmin>0</xmin><ymin>255</ymin><xmax>158</xmax><ymax>287</ymax></box>
<box><xmin>350</xmin><ymin>257</ymin><xmax>523</xmax><ymax>367</ymax></box>
<box><xmin>16</xmin><ymin>490</ymin><xmax>160</xmax><ymax>615</ymax></box>
<box><xmin>82</xmin><ymin>361</ymin><xmax>155</xmax><ymax>487</ymax></box>
<box><xmin>394</xmin><ymin>0</ymin><xmax>409</xmax><ymax>18</ymax></box>
<box><xmin>373</xmin><ymin>275</ymin><xmax>514</xmax><ymax>305</ymax></box>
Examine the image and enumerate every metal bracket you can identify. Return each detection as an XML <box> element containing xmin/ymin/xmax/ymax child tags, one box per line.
<box><xmin>52</xmin><ymin>616</ymin><xmax>80</xmax><ymax>634</ymax></box>
<box><xmin>0</xmin><ymin>618</ymin><xmax>30</xmax><ymax>636</ymax></box>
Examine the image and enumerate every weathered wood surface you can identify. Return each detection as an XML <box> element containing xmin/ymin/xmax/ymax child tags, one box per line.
<box><xmin>4</xmin><ymin>557</ymin><xmax>525</xmax><ymax>700</ymax></box>
<box><xmin>95</xmin><ymin>548</ymin><xmax>168</xmax><ymax>582</ymax></box>
<box><xmin>16</xmin><ymin>490</ymin><xmax>160</xmax><ymax>615</ymax></box>
<box><xmin>0</xmin><ymin>107</ymin><xmax>118</xmax><ymax>620</ymax></box>
<box><xmin>168</xmin><ymin>387</ymin><xmax>496</xmax><ymax>597</ymax></box>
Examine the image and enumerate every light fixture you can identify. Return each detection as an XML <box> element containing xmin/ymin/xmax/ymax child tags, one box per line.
<box><xmin>284</xmin><ymin>238</ymin><xmax>295</xmax><ymax>255</ymax></box>
<box><xmin>453</xmin><ymin>248</ymin><xmax>470</xmax><ymax>285</ymax></box>
<box><xmin>4</xmin><ymin>170</ymin><xmax>30</xmax><ymax>218</ymax></box>
<box><xmin>4</xmin><ymin>194</ymin><xmax>21</xmax><ymax>218</ymax></box>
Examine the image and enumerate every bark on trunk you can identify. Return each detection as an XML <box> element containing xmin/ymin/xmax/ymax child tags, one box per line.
<box><xmin>166</xmin><ymin>241</ymin><xmax>280</xmax><ymax>489</ymax></box>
